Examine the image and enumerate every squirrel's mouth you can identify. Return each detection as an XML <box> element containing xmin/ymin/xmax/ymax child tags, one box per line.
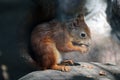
<box><xmin>72</xmin><ymin>41</ymin><xmax>90</xmax><ymax>47</ymax></box>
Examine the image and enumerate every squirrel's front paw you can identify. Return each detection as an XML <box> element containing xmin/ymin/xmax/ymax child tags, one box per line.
<box><xmin>79</xmin><ymin>45</ymin><xmax>88</xmax><ymax>53</ymax></box>
<box><xmin>61</xmin><ymin>60</ymin><xmax>74</xmax><ymax>66</ymax></box>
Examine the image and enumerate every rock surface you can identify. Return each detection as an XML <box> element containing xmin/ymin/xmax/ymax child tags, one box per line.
<box><xmin>19</xmin><ymin>62</ymin><xmax>120</xmax><ymax>80</ymax></box>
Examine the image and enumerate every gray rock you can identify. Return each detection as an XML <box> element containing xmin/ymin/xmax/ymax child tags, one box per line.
<box><xmin>19</xmin><ymin>62</ymin><xmax>120</xmax><ymax>80</ymax></box>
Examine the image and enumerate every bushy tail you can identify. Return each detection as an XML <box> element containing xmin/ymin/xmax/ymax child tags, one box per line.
<box><xmin>17</xmin><ymin>1</ymin><xmax>56</xmax><ymax>67</ymax></box>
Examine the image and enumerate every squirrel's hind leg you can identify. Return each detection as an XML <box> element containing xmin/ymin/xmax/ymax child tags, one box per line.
<box><xmin>37</xmin><ymin>41</ymin><xmax>70</xmax><ymax>71</ymax></box>
<box><xmin>47</xmin><ymin>43</ymin><xmax>71</xmax><ymax>72</ymax></box>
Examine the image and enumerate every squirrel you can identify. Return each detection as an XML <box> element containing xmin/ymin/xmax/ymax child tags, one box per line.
<box><xmin>30</xmin><ymin>14</ymin><xmax>91</xmax><ymax>72</ymax></box>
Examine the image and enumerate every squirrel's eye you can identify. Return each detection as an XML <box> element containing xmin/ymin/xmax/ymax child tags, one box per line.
<box><xmin>80</xmin><ymin>32</ymin><xmax>87</xmax><ymax>38</ymax></box>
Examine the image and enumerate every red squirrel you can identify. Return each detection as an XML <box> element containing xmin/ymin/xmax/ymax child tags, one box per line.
<box><xmin>30</xmin><ymin>14</ymin><xmax>91</xmax><ymax>71</ymax></box>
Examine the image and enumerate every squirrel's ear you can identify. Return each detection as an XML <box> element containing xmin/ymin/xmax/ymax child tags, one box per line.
<box><xmin>77</xmin><ymin>13</ymin><xmax>85</xmax><ymax>22</ymax></box>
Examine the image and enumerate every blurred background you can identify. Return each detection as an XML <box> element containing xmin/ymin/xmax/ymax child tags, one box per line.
<box><xmin>0</xmin><ymin>0</ymin><xmax>120</xmax><ymax>80</ymax></box>
<box><xmin>0</xmin><ymin>0</ymin><xmax>36</xmax><ymax>80</ymax></box>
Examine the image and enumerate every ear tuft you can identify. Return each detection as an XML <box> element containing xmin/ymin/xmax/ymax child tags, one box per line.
<box><xmin>76</xmin><ymin>13</ymin><xmax>85</xmax><ymax>21</ymax></box>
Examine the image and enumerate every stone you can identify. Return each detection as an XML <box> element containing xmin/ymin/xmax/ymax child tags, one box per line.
<box><xmin>19</xmin><ymin>62</ymin><xmax>120</xmax><ymax>80</ymax></box>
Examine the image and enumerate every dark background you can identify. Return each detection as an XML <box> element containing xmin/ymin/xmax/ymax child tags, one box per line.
<box><xmin>0</xmin><ymin>0</ymin><xmax>35</xmax><ymax>80</ymax></box>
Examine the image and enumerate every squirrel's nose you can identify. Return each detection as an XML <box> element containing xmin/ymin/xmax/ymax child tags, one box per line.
<box><xmin>80</xmin><ymin>32</ymin><xmax>87</xmax><ymax>38</ymax></box>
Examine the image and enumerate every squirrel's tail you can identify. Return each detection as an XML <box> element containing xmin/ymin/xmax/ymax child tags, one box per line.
<box><xmin>17</xmin><ymin>2</ymin><xmax>56</xmax><ymax>67</ymax></box>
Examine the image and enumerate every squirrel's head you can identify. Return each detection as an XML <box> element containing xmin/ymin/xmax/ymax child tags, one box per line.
<box><xmin>67</xmin><ymin>13</ymin><xmax>91</xmax><ymax>48</ymax></box>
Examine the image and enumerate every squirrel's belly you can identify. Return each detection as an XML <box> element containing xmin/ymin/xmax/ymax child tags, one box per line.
<box><xmin>52</xmin><ymin>46</ymin><xmax>62</xmax><ymax>64</ymax></box>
